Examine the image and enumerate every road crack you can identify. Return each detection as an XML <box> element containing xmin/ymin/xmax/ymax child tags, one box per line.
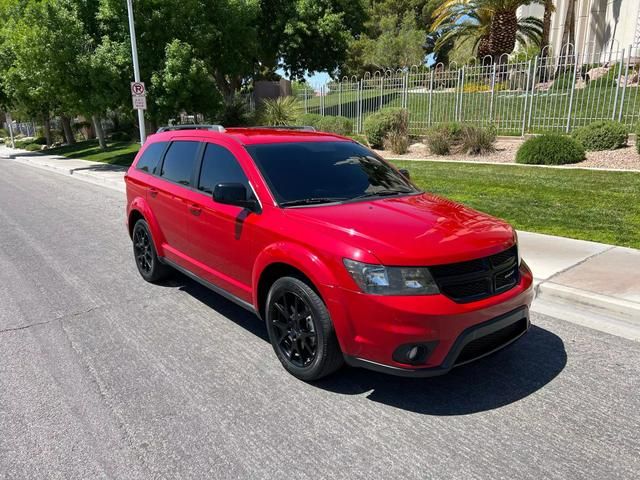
<box><xmin>0</xmin><ymin>305</ymin><xmax>100</xmax><ymax>335</ymax></box>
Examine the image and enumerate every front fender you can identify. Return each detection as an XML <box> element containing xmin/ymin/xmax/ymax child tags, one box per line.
<box><xmin>128</xmin><ymin>196</ymin><xmax>167</xmax><ymax>257</ymax></box>
<box><xmin>252</xmin><ymin>242</ymin><xmax>355</xmax><ymax>353</ymax></box>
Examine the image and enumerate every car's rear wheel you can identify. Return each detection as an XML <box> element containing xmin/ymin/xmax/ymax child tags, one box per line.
<box><xmin>132</xmin><ymin>219</ymin><xmax>171</xmax><ymax>283</ymax></box>
<box><xmin>266</xmin><ymin>276</ymin><xmax>343</xmax><ymax>381</ymax></box>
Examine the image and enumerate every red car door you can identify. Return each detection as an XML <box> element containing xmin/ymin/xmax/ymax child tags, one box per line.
<box><xmin>180</xmin><ymin>141</ymin><xmax>264</xmax><ymax>302</ymax></box>
<box><xmin>145</xmin><ymin>139</ymin><xmax>202</xmax><ymax>263</ymax></box>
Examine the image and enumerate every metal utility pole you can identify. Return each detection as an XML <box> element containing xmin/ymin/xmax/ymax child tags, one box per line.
<box><xmin>126</xmin><ymin>0</ymin><xmax>146</xmax><ymax>144</ymax></box>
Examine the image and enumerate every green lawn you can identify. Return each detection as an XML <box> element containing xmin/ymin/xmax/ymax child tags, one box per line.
<box><xmin>46</xmin><ymin>139</ymin><xmax>140</xmax><ymax>166</ymax></box>
<box><xmin>390</xmin><ymin>160</ymin><xmax>640</xmax><ymax>249</ymax></box>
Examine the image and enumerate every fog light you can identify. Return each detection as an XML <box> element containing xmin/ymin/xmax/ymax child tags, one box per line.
<box><xmin>392</xmin><ymin>342</ymin><xmax>437</xmax><ymax>365</ymax></box>
<box><xmin>407</xmin><ymin>346</ymin><xmax>421</xmax><ymax>361</ymax></box>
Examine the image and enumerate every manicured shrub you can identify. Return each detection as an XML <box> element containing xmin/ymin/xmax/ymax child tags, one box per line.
<box><xmin>110</xmin><ymin>131</ymin><xmax>132</xmax><ymax>141</ymax></box>
<box><xmin>460</xmin><ymin>125</ymin><xmax>496</xmax><ymax>155</ymax></box>
<box><xmin>516</xmin><ymin>134</ymin><xmax>585</xmax><ymax>165</ymax></box>
<box><xmin>571</xmin><ymin>120</ymin><xmax>628</xmax><ymax>151</ymax></box>
<box><xmin>259</xmin><ymin>96</ymin><xmax>302</xmax><ymax>126</ymax></box>
<box><xmin>33</xmin><ymin>136</ymin><xmax>47</xmax><ymax>145</ymax></box>
<box><xmin>317</xmin><ymin>116</ymin><xmax>353</xmax><ymax>136</ymax></box>
<box><xmin>363</xmin><ymin>108</ymin><xmax>408</xmax><ymax>149</ymax></box>
<box><xmin>24</xmin><ymin>143</ymin><xmax>42</xmax><ymax>152</ymax></box>
<box><xmin>14</xmin><ymin>138</ymin><xmax>36</xmax><ymax>149</ymax></box>
<box><xmin>297</xmin><ymin>113</ymin><xmax>324</xmax><ymax>129</ymax></box>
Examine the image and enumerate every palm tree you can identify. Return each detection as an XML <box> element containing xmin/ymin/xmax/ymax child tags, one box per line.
<box><xmin>540</xmin><ymin>0</ymin><xmax>555</xmax><ymax>53</ymax></box>
<box><xmin>431</xmin><ymin>0</ymin><xmax>544</xmax><ymax>62</ymax></box>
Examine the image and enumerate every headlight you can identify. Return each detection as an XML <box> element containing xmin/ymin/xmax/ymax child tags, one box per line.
<box><xmin>343</xmin><ymin>259</ymin><xmax>440</xmax><ymax>296</ymax></box>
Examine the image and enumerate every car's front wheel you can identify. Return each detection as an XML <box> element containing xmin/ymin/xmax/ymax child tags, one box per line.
<box><xmin>265</xmin><ymin>276</ymin><xmax>344</xmax><ymax>381</ymax></box>
<box><xmin>132</xmin><ymin>219</ymin><xmax>171</xmax><ymax>283</ymax></box>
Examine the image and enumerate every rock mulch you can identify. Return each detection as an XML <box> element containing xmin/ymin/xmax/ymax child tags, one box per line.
<box><xmin>375</xmin><ymin>138</ymin><xmax>640</xmax><ymax>171</ymax></box>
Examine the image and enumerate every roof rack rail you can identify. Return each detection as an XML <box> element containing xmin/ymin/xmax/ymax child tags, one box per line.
<box><xmin>157</xmin><ymin>124</ymin><xmax>226</xmax><ymax>133</ymax></box>
<box><xmin>250</xmin><ymin>125</ymin><xmax>316</xmax><ymax>132</ymax></box>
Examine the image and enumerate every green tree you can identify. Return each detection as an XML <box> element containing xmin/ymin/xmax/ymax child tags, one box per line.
<box><xmin>1</xmin><ymin>0</ymin><xmax>87</xmax><ymax>146</ymax></box>
<box><xmin>341</xmin><ymin>0</ymin><xmax>444</xmax><ymax>75</ymax></box>
<box><xmin>151</xmin><ymin>40</ymin><xmax>221</xmax><ymax>122</ymax></box>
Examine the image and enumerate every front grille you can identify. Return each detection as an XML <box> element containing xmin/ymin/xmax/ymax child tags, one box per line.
<box><xmin>455</xmin><ymin>318</ymin><xmax>528</xmax><ymax>365</ymax></box>
<box><xmin>430</xmin><ymin>245</ymin><xmax>519</xmax><ymax>303</ymax></box>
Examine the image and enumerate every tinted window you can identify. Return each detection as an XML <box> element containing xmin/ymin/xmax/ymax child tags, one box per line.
<box><xmin>160</xmin><ymin>141</ymin><xmax>200</xmax><ymax>186</ymax></box>
<box><xmin>136</xmin><ymin>142</ymin><xmax>167</xmax><ymax>174</ymax></box>
<box><xmin>245</xmin><ymin>141</ymin><xmax>418</xmax><ymax>206</ymax></box>
<box><xmin>198</xmin><ymin>144</ymin><xmax>251</xmax><ymax>197</ymax></box>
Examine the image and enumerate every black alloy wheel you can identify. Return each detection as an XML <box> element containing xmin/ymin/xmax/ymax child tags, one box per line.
<box><xmin>266</xmin><ymin>276</ymin><xmax>343</xmax><ymax>381</ymax></box>
<box><xmin>270</xmin><ymin>290</ymin><xmax>318</xmax><ymax>368</ymax></box>
<box><xmin>132</xmin><ymin>219</ymin><xmax>171</xmax><ymax>283</ymax></box>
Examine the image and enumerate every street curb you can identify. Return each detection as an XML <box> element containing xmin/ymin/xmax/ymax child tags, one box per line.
<box><xmin>536</xmin><ymin>282</ymin><xmax>640</xmax><ymax>319</ymax></box>
<box><xmin>9</xmin><ymin>154</ymin><xmax>125</xmax><ymax>193</ymax></box>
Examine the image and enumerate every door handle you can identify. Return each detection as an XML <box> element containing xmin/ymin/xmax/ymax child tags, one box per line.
<box><xmin>149</xmin><ymin>188</ymin><xmax>158</xmax><ymax>198</ymax></box>
<box><xmin>189</xmin><ymin>204</ymin><xmax>202</xmax><ymax>216</ymax></box>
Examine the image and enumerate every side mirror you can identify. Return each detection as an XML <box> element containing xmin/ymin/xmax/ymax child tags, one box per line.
<box><xmin>399</xmin><ymin>168</ymin><xmax>411</xmax><ymax>180</ymax></box>
<box><xmin>213</xmin><ymin>183</ymin><xmax>259</xmax><ymax>212</ymax></box>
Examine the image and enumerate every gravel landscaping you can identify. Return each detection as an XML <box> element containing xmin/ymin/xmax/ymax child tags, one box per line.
<box><xmin>376</xmin><ymin>137</ymin><xmax>640</xmax><ymax>171</ymax></box>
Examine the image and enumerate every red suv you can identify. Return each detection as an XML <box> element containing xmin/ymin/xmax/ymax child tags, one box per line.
<box><xmin>125</xmin><ymin>125</ymin><xmax>534</xmax><ymax>381</ymax></box>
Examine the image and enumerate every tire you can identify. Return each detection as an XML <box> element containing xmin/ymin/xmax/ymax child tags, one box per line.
<box><xmin>265</xmin><ymin>276</ymin><xmax>344</xmax><ymax>381</ymax></box>
<box><xmin>132</xmin><ymin>219</ymin><xmax>172</xmax><ymax>283</ymax></box>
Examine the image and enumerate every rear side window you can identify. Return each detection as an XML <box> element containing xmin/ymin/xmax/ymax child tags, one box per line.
<box><xmin>198</xmin><ymin>143</ymin><xmax>251</xmax><ymax>196</ymax></box>
<box><xmin>136</xmin><ymin>142</ymin><xmax>167</xmax><ymax>174</ymax></box>
<box><xmin>160</xmin><ymin>141</ymin><xmax>200</xmax><ymax>186</ymax></box>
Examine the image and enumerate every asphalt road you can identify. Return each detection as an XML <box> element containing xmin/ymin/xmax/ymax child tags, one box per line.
<box><xmin>1</xmin><ymin>158</ymin><xmax>639</xmax><ymax>480</ymax></box>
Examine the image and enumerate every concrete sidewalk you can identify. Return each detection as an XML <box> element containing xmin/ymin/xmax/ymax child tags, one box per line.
<box><xmin>2</xmin><ymin>145</ymin><xmax>639</xmax><ymax>340</ymax></box>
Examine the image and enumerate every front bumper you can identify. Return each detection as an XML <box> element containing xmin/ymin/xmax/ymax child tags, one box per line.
<box><xmin>344</xmin><ymin>306</ymin><xmax>530</xmax><ymax>377</ymax></box>
<box><xmin>325</xmin><ymin>262</ymin><xmax>534</xmax><ymax>376</ymax></box>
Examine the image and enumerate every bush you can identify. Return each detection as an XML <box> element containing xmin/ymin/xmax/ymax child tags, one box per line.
<box><xmin>571</xmin><ymin>120</ymin><xmax>628</xmax><ymax>151</ymax></box>
<box><xmin>297</xmin><ymin>113</ymin><xmax>324</xmax><ymax>129</ymax></box>
<box><xmin>516</xmin><ymin>134</ymin><xmax>585</xmax><ymax>165</ymax></box>
<box><xmin>460</xmin><ymin>125</ymin><xmax>496</xmax><ymax>155</ymax></box>
<box><xmin>316</xmin><ymin>116</ymin><xmax>353</xmax><ymax>136</ymax></box>
<box><xmin>425</xmin><ymin>129</ymin><xmax>453</xmax><ymax>155</ymax></box>
<box><xmin>24</xmin><ymin>143</ymin><xmax>42</xmax><ymax>152</ymax></box>
<box><xmin>363</xmin><ymin>108</ymin><xmax>408</xmax><ymax>149</ymax></box>
<box><xmin>384</xmin><ymin>131</ymin><xmax>409</xmax><ymax>154</ymax></box>
<box><xmin>259</xmin><ymin>96</ymin><xmax>302</xmax><ymax>126</ymax></box>
<box><xmin>0</xmin><ymin>127</ymin><xmax>8</xmax><ymax>138</ymax></box>
<box><xmin>348</xmin><ymin>133</ymin><xmax>369</xmax><ymax>146</ymax></box>
<box><xmin>424</xmin><ymin>123</ymin><xmax>462</xmax><ymax>155</ymax></box>
<box><xmin>14</xmin><ymin>138</ymin><xmax>35</xmax><ymax>149</ymax></box>
<box><xmin>110</xmin><ymin>131</ymin><xmax>132</xmax><ymax>141</ymax></box>
<box><xmin>218</xmin><ymin>95</ymin><xmax>255</xmax><ymax>127</ymax></box>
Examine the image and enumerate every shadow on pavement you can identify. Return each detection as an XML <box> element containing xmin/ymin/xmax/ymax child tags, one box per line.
<box><xmin>172</xmin><ymin>273</ymin><xmax>567</xmax><ymax>416</ymax></box>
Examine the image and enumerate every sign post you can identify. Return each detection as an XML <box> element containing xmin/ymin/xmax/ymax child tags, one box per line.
<box><xmin>131</xmin><ymin>82</ymin><xmax>147</xmax><ymax>110</ymax></box>
<box><xmin>126</xmin><ymin>0</ymin><xmax>146</xmax><ymax>144</ymax></box>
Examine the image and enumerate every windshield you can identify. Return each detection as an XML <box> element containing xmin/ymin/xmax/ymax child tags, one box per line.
<box><xmin>245</xmin><ymin>141</ymin><xmax>419</xmax><ymax>206</ymax></box>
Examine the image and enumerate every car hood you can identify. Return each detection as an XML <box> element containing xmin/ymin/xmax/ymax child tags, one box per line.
<box><xmin>283</xmin><ymin>193</ymin><xmax>516</xmax><ymax>266</ymax></box>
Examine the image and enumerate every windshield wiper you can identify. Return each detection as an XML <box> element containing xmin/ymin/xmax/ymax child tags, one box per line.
<box><xmin>280</xmin><ymin>197</ymin><xmax>348</xmax><ymax>207</ymax></box>
<box><xmin>352</xmin><ymin>189</ymin><xmax>415</xmax><ymax>200</ymax></box>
